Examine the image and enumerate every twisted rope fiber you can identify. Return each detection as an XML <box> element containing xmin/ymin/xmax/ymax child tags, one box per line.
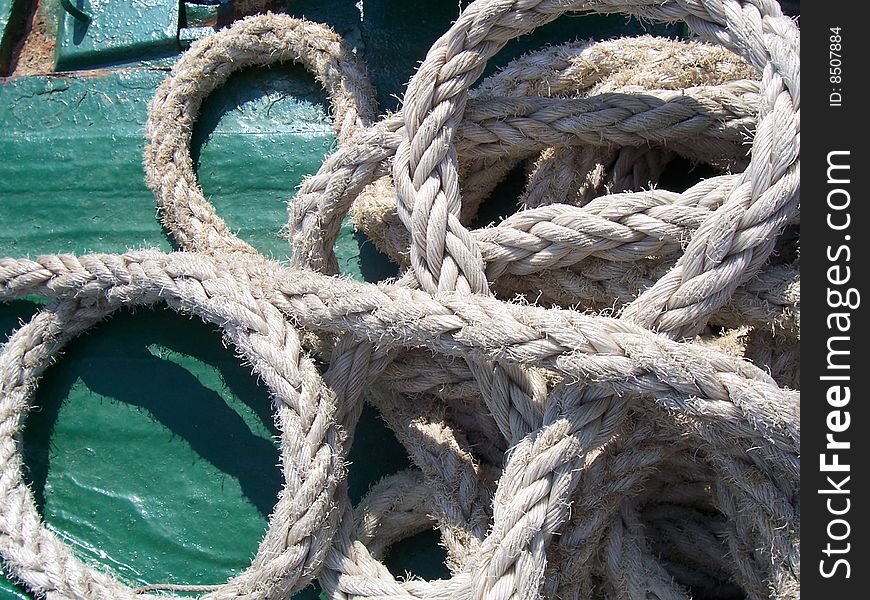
<box><xmin>302</xmin><ymin>0</ymin><xmax>797</xmax><ymax>595</ymax></box>
<box><xmin>348</xmin><ymin>39</ymin><xmax>761</xmax><ymax>260</ymax></box>
<box><xmin>276</xmin><ymin>27</ymin><xmax>800</xmax><ymax>592</ymax></box>
<box><xmin>0</xmin><ymin>1</ymin><xmax>799</xmax><ymax>599</ymax></box>
<box><xmin>288</xmin><ymin>50</ymin><xmax>762</xmax><ymax>275</ymax></box>
<box><xmin>0</xmin><ymin>250</ymin><xmax>798</xmax><ymax>598</ymax></box>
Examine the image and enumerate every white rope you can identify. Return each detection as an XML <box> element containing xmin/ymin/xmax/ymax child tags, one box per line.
<box><xmin>0</xmin><ymin>2</ymin><xmax>799</xmax><ymax>598</ymax></box>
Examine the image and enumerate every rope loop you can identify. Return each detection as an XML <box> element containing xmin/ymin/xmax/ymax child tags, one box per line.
<box><xmin>1</xmin><ymin>1</ymin><xmax>799</xmax><ymax>598</ymax></box>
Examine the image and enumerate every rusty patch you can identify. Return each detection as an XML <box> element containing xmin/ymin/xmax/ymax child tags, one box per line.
<box><xmin>9</xmin><ymin>1</ymin><xmax>56</xmax><ymax>77</ymax></box>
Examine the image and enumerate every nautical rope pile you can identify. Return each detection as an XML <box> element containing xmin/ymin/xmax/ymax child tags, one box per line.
<box><xmin>0</xmin><ymin>0</ymin><xmax>799</xmax><ymax>598</ymax></box>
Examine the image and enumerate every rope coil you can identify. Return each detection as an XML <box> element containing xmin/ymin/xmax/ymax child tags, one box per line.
<box><xmin>0</xmin><ymin>1</ymin><xmax>799</xmax><ymax>598</ymax></box>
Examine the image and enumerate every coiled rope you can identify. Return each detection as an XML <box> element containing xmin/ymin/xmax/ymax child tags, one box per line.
<box><xmin>0</xmin><ymin>0</ymin><xmax>799</xmax><ymax>598</ymax></box>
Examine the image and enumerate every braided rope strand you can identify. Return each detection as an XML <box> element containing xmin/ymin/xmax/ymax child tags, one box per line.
<box><xmin>0</xmin><ymin>2</ymin><xmax>799</xmax><ymax>598</ymax></box>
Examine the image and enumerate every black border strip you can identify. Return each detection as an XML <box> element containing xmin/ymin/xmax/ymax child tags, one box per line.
<box><xmin>803</xmin><ymin>2</ymin><xmax>868</xmax><ymax>597</ymax></box>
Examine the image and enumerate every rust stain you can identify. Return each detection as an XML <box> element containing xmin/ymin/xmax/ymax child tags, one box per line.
<box><xmin>9</xmin><ymin>1</ymin><xmax>56</xmax><ymax>77</ymax></box>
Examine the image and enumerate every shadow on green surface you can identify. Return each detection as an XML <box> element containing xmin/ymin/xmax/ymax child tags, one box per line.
<box><xmin>186</xmin><ymin>64</ymin><xmax>338</xmax><ymax>265</ymax></box>
<box><xmin>3</xmin><ymin>303</ymin><xmax>448</xmax><ymax>596</ymax></box>
<box><xmin>189</xmin><ymin>64</ymin><xmax>332</xmax><ymax>170</ymax></box>
<box><xmin>22</xmin><ymin>308</ymin><xmax>282</xmax><ymax>519</ymax></box>
<box><xmin>354</xmin><ymin>230</ymin><xmax>400</xmax><ymax>283</ymax></box>
<box><xmin>0</xmin><ymin>299</ymin><xmax>43</xmax><ymax>338</ymax></box>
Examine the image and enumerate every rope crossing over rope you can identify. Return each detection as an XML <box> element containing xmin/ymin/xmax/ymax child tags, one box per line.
<box><xmin>0</xmin><ymin>1</ymin><xmax>799</xmax><ymax>599</ymax></box>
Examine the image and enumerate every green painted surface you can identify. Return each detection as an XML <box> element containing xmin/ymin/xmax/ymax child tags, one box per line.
<box><xmin>0</xmin><ymin>64</ymin><xmax>393</xmax><ymax>279</ymax></box>
<box><xmin>0</xmin><ymin>579</ymin><xmax>28</xmax><ymax>599</ymax></box>
<box><xmin>23</xmin><ymin>311</ymin><xmax>284</xmax><ymax>587</ymax></box>
<box><xmin>0</xmin><ymin>0</ymin><xmax>16</xmax><ymax>70</ymax></box>
<box><xmin>56</xmin><ymin>0</ymin><xmax>180</xmax><ymax>71</ymax></box>
<box><xmin>1</xmin><ymin>1</ymin><xmax>683</xmax><ymax>596</ymax></box>
<box><xmin>0</xmin><ymin>0</ymin><xmax>15</xmax><ymax>42</ymax></box>
<box><xmin>182</xmin><ymin>1</ymin><xmax>231</xmax><ymax>28</ymax></box>
<box><xmin>0</xmin><ymin>0</ymin><xmax>29</xmax><ymax>74</ymax></box>
<box><xmin>0</xmin><ymin>61</ymin><xmax>415</xmax><ymax>597</ymax></box>
<box><xmin>0</xmin><ymin>69</ymin><xmax>172</xmax><ymax>255</ymax></box>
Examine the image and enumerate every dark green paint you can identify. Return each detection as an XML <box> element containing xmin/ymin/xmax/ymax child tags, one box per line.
<box><xmin>0</xmin><ymin>0</ymin><xmax>30</xmax><ymax>75</ymax></box>
<box><xmin>55</xmin><ymin>0</ymin><xmax>180</xmax><ymax>70</ymax></box>
<box><xmin>0</xmin><ymin>579</ymin><xmax>28</xmax><ymax>599</ymax></box>
<box><xmin>182</xmin><ymin>1</ymin><xmax>230</xmax><ymax>28</ymax></box>
<box><xmin>0</xmin><ymin>69</ymin><xmax>172</xmax><ymax>256</ymax></box>
<box><xmin>21</xmin><ymin>309</ymin><xmax>283</xmax><ymax>587</ymax></box>
<box><xmin>59</xmin><ymin>0</ymin><xmax>90</xmax><ymax>24</ymax></box>
<box><xmin>191</xmin><ymin>65</ymin><xmax>336</xmax><ymax>264</ymax></box>
<box><xmin>0</xmin><ymin>44</ymin><xmax>436</xmax><ymax>596</ymax></box>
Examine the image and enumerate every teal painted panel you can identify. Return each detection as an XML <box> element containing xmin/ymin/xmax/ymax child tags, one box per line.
<box><xmin>55</xmin><ymin>0</ymin><xmax>180</xmax><ymax>71</ymax></box>
<box><xmin>190</xmin><ymin>66</ymin><xmax>337</xmax><ymax>264</ymax></box>
<box><xmin>182</xmin><ymin>2</ymin><xmax>220</xmax><ymax>28</ymax></box>
<box><xmin>0</xmin><ymin>65</ymin><xmax>396</xmax><ymax>278</ymax></box>
<box><xmin>0</xmin><ymin>580</ymin><xmax>28</xmax><ymax>600</ymax></box>
<box><xmin>0</xmin><ymin>0</ymin><xmax>15</xmax><ymax>40</ymax></box>
<box><xmin>0</xmin><ymin>69</ymin><xmax>172</xmax><ymax>255</ymax></box>
<box><xmin>0</xmin><ymin>61</ymin><xmax>422</xmax><ymax>597</ymax></box>
<box><xmin>0</xmin><ymin>0</ymin><xmax>29</xmax><ymax>74</ymax></box>
<box><xmin>0</xmin><ymin>0</ymin><xmax>17</xmax><ymax>70</ymax></box>
<box><xmin>21</xmin><ymin>309</ymin><xmax>283</xmax><ymax>588</ymax></box>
